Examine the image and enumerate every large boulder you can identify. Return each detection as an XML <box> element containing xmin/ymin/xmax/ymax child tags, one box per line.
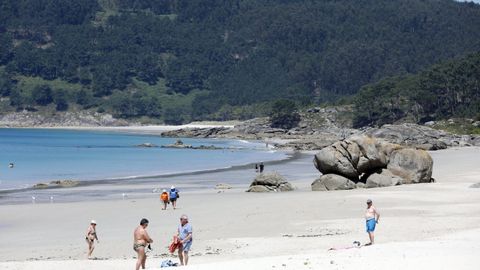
<box><xmin>313</xmin><ymin>140</ymin><xmax>360</xmax><ymax>179</ymax></box>
<box><xmin>387</xmin><ymin>149</ymin><xmax>433</xmax><ymax>184</ymax></box>
<box><xmin>247</xmin><ymin>173</ymin><xmax>294</xmax><ymax>192</ymax></box>
<box><xmin>311</xmin><ymin>174</ymin><xmax>356</xmax><ymax>191</ymax></box>
<box><xmin>365</xmin><ymin>169</ymin><xmax>403</xmax><ymax>188</ymax></box>
<box><xmin>349</xmin><ymin>135</ymin><xmax>393</xmax><ymax>174</ymax></box>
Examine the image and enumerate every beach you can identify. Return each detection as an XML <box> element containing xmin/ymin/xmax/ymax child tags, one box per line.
<box><xmin>0</xmin><ymin>146</ymin><xmax>479</xmax><ymax>269</ymax></box>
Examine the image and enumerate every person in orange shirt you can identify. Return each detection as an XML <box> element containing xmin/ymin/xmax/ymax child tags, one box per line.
<box><xmin>160</xmin><ymin>189</ymin><xmax>169</xmax><ymax>210</ymax></box>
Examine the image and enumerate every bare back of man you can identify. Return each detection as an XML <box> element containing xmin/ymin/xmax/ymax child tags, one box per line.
<box><xmin>133</xmin><ymin>219</ymin><xmax>152</xmax><ymax>270</ymax></box>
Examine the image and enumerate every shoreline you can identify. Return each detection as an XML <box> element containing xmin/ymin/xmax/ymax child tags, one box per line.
<box><xmin>0</xmin><ymin>147</ymin><xmax>479</xmax><ymax>268</ymax></box>
<box><xmin>0</xmin><ymin>126</ymin><xmax>294</xmax><ymax>198</ymax></box>
<box><xmin>1</xmin><ymin>123</ymin><xmax>236</xmax><ymax>135</ymax></box>
<box><xmin>0</xmin><ymin>149</ymin><xmax>302</xmax><ymax>200</ymax></box>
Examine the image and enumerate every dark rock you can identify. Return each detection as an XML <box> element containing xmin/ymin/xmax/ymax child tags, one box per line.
<box><xmin>311</xmin><ymin>174</ymin><xmax>356</xmax><ymax>191</ymax></box>
<box><xmin>247</xmin><ymin>185</ymin><xmax>271</xmax><ymax>192</ymax></box>
<box><xmin>161</xmin><ymin>127</ymin><xmax>231</xmax><ymax>138</ymax></box>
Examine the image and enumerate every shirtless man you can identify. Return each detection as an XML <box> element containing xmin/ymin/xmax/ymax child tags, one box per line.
<box><xmin>365</xmin><ymin>199</ymin><xmax>380</xmax><ymax>245</ymax></box>
<box><xmin>133</xmin><ymin>218</ymin><xmax>153</xmax><ymax>270</ymax></box>
<box><xmin>85</xmin><ymin>220</ymin><xmax>99</xmax><ymax>259</ymax></box>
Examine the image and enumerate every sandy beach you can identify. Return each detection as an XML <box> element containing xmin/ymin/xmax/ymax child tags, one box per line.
<box><xmin>0</xmin><ymin>147</ymin><xmax>479</xmax><ymax>269</ymax></box>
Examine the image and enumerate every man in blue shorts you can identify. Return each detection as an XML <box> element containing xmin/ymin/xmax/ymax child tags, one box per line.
<box><xmin>365</xmin><ymin>199</ymin><xmax>380</xmax><ymax>245</ymax></box>
<box><xmin>178</xmin><ymin>214</ymin><xmax>193</xmax><ymax>266</ymax></box>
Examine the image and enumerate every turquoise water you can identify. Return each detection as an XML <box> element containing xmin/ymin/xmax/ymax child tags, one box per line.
<box><xmin>0</xmin><ymin>129</ymin><xmax>285</xmax><ymax>190</ymax></box>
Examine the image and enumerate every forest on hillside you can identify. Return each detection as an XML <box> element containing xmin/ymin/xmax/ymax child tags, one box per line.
<box><xmin>353</xmin><ymin>52</ymin><xmax>480</xmax><ymax>127</ymax></box>
<box><xmin>1</xmin><ymin>0</ymin><xmax>480</xmax><ymax>123</ymax></box>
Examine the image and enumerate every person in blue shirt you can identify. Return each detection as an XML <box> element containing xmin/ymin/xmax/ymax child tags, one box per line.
<box><xmin>177</xmin><ymin>215</ymin><xmax>193</xmax><ymax>266</ymax></box>
<box><xmin>169</xmin><ymin>186</ymin><xmax>179</xmax><ymax>209</ymax></box>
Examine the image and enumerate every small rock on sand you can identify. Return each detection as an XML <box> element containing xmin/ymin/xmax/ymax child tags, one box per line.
<box><xmin>470</xmin><ymin>183</ymin><xmax>480</xmax><ymax>188</ymax></box>
<box><xmin>33</xmin><ymin>183</ymin><xmax>49</xmax><ymax>189</ymax></box>
<box><xmin>215</xmin><ymin>183</ymin><xmax>232</xmax><ymax>189</ymax></box>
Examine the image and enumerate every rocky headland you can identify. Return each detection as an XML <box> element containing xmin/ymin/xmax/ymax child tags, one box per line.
<box><xmin>0</xmin><ymin>111</ymin><xmax>131</xmax><ymax>127</ymax></box>
<box><xmin>160</xmin><ymin>113</ymin><xmax>480</xmax><ymax>151</ymax></box>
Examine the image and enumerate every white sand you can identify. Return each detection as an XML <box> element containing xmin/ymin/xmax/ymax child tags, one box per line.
<box><xmin>0</xmin><ymin>147</ymin><xmax>479</xmax><ymax>269</ymax></box>
<box><xmin>37</xmin><ymin>122</ymin><xmax>237</xmax><ymax>135</ymax></box>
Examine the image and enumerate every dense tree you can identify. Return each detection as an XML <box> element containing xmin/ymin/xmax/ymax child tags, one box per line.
<box><xmin>53</xmin><ymin>89</ymin><xmax>69</xmax><ymax>111</ymax></box>
<box><xmin>0</xmin><ymin>0</ymin><xmax>480</xmax><ymax>122</ymax></box>
<box><xmin>0</xmin><ymin>71</ymin><xmax>13</xmax><ymax>97</ymax></box>
<box><xmin>32</xmin><ymin>85</ymin><xmax>53</xmax><ymax>106</ymax></box>
<box><xmin>353</xmin><ymin>53</ymin><xmax>480</xmax><ymax>127</ymax></box>
<box><xmin>269</xmin><ymin>99</ymin><xmax>300</xmax><ymax>129</ymax></box>
<box><xmin>164</xmin><ymin>107</ymin><xmax>185</xmax><ymax>125</ymax></box>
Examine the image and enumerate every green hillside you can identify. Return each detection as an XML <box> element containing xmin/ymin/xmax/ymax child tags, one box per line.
<box><xmin>1</xmin><ymin>0</ymin><xmax>480</xmax><ymax>123</ymax></box>
<box><xmin>353</xmin><ymin>52</ymin><xmax>480</xmax><ymax>128</ymax></box>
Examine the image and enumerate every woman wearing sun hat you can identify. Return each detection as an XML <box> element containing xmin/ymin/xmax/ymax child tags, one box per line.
<box><xmin>85</xmin><ymin>220</ymin><xmax>99</xmax><ymax>258</ymax></box>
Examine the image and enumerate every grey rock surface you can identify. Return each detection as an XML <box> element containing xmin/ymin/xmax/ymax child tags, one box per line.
<box><xmin>387</xmin><ymin>149</ymin><xmax>433</xmax><ymax>184</ymax></box>
<box><xmin>247</xmin><ymin>173</ymin><xmax>294</xmax><ymax>192</ymax></box>
<box><xmin>311</xmin><ymin>174</ymin><xmax>356</xmax><ymax>191</ymax></box>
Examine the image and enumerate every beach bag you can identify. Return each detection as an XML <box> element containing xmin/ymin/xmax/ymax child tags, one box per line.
<box><xmin>169</xmin><ymin>235</ymin><xmax>182</xmax><ymax>253</ymax></box>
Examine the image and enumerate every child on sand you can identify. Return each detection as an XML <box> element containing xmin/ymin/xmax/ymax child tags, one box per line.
<box><xmin>160</xmin><ymin>189</ymin><xmax>169</xmax><ymax>210</ymax></box>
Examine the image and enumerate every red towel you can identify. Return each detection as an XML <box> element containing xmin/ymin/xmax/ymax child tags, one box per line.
<box><xmin>168</xmin><ymin>235</ymin><xmax>182</xmax><ymax>253</ymax></box>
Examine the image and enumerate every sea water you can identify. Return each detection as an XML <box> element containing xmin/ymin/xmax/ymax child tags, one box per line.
<box><xmin>0</xmin><ymin>128</ymin><xmax>286</xmax><ymax>190</ymax></box>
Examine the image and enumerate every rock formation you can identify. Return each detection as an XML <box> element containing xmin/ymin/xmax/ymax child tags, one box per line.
<box><xmin>312</xmin><ymin>135</ymin><xmax>434</xmax><ymax>190</ymax></box>
<box><xmin>311</xmin><ymin>174</ymin><xmax>356</xmax><ymax>191</ymax></box>
<box><xmin>247</xmin><ymin>173</ymin><xmax>294</xmax><ymax>192</ymax></box>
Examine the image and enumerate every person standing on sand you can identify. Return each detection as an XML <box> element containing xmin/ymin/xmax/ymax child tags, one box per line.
<box><xmin>177</xmin><ymin>215</ymin><xmax>193</xmax><ymax>266</ymax></box>
<box><xmin>169</xmin><ymin>186</ymin><xmax>179</xmax><ymax>209</ymax></box>
<box><xmin>133</xmin><ymin>218</ymin><xmax>153</xmax><ymax>270</ymax></box>
<box><xmin>259</xmin><ymin>162</ymin><xmax>265</xmax><ymax>173</ymax></box>
<box><xmin>365</xmin><ymin>199</ymin><xmax>380</xmax><ymax>245</ymax></box>
<box><xmin>160</xmin><ymin>189</ymin><xmax>169</xmax><ymax>210</ymax></box>
<box><xmin>85</xmin><ymin>220</ymin><xmax>99</xmax><ymax>259</ymax></box>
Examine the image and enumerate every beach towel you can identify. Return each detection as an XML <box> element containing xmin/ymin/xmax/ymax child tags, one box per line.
<box><xmin>329</xmin><ymin>241</ymin><xmax>362</xmax><ymax>251</ymax></box>
<box><xmin>169</xmin><ymin>236</ymin><xmax>182</xmax><ymax>253</ymax></box>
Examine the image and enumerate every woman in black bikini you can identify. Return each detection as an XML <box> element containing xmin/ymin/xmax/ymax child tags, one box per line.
<box><xmin>85</xmin><ymin>220</ymin><xmax>99</xmax><ymax>259</ymax></box>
